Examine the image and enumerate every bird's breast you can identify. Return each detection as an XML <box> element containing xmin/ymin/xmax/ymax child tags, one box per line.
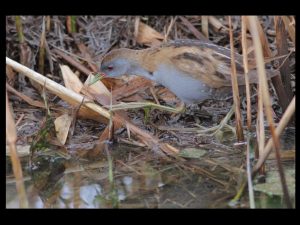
<box><xmin>153</xmin><ymin>64</ymin><xmax>214</xmax><ymax>103</ymax></box>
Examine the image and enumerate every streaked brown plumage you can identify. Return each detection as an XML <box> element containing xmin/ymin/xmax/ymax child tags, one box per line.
<box><xmin>100</xmin><ymin>40</ymin><xmax>278</xmax><ymax>103</ymax></box>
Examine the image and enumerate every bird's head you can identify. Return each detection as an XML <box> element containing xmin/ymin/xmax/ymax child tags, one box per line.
<box><xmin>100</xmin><ymin>49</ymin><xmax>131</xmax><ymax>77</ymax></box>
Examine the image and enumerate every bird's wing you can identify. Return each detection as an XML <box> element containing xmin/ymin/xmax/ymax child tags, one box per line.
<box><xmin>166</xmin><ymin>40</ymin><xmax>278</xmax><ymax>88</ymax></box>
<box><xmin>143</xmin><ymin>40</ymin><xmax>278</xmax><ymax>88</ymax></box>
<box><xmin>162</xmin><ymin>40</ymin><xmax>247</xmax><ymax>88</ymax></box>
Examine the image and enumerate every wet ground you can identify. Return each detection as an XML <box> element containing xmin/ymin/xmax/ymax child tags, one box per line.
<box><xmin>6</xmin><ymin>127</ymin><xmax>295</xmax><ymax>208</ymax></box>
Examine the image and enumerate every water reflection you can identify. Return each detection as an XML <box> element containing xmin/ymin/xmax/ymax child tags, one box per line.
<box><xmin>6</xmin><ymin>146</ymin><xmax>228</xmax><ymax>208</ymax></box>
<box><xmin>6</xmin><ymin>127</ymin><xmax>295</xmax><ymax>208</ymax></box>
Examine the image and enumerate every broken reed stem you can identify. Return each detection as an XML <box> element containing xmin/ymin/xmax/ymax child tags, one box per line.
<box><xmin>241</xmin><ymin>16</ymin><xmax>252</xmax><ymax>130</ymax></box>
<box><xmin>6</xmin><ymin>91</ymin><xmax>28</xmax><ymax>208</ymax></box>
<box><xmin>201</xmin><ymin>16</ymin><xmax>209</xmax><ymax>38</ymax></box>
<box><xmin>246</xmin><ymin>135</ymin><xmax>255</xmax><ymax>208</ymax></box>
<box><xmin>228</xmin><ymin>16</ymin><xmax>244</xmax><ymax>142</ymax></box>
<box><xmin>248</xmin><ymin>16</ymin><xmax>292</xmax><ymax>208</ymax></box>
<box><xmin>257</xmin><ymin>75</ymin><xmax>265</xmax><ymax>169</ymax></box>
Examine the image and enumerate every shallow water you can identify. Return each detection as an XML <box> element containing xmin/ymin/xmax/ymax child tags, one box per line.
<box><xmin>6</xmin><ymin>128</ymin><xmax>295</xmax><ymax>208</ymax></box>
<box><xmin>6</xmin><ymin>144</ymin><xmax>229</xmax><ymax>208</ymax></box>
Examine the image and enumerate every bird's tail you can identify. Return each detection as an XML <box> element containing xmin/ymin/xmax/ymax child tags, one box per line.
<box><xmin>246</xmin><ymin>69</ymin><xmax>280</xmax><ymax>84</ymax></box>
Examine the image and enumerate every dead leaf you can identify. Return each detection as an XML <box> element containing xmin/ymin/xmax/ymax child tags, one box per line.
<box><xmin>59</xmin><ymin>64</ymin><xmax>83</xmax><ymax>93</ymax></box>
<box><xmin>54</xmin><ymin>113</ymin><xmax>73</xmax><ymax>145</ymax></box>
<box><xmin>136</xmin><ymin>22</ymin><xmax>163</xmax><ymax>46</ymax></box>
<box><xmin>82</xmin><ymin>74</ymin><xmax>111</xmax><ymax>105</ymax></box>
<box><xmin>112</xmin><ymin>76</ymin><xmax>153</xmax><ymax>101</ymax></box>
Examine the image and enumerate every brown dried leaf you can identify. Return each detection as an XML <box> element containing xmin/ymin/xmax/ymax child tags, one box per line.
<box><xmin>112</xmin><ymin>77</ymin><xmax>153</xmax><ymax>101</ymax></box>
<box><xmin>82</xmin><ymin>74</ymin><xmax>111</xmax><ymax>105</ymax></box>
<box><xmin>54</xmin><ymin>113</ymin><xmax>73</xmax><ymax>145</ymax></box>
<box><xmin>59</xmin><ymin>65</ymin><xmax>83</xmax><ymax>93</ymax></box>
<box><xmin>136</xmin><ymin>22</ymin><xmax>164</xmax><ymax>46</ymax></box>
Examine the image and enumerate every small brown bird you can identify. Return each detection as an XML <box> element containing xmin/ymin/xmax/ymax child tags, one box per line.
<box><xmin>100</xmin><ymin>40</ymin><xmax>278</xmax><ymax>104</ymax></box>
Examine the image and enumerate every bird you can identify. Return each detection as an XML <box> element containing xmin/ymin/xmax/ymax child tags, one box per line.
<box><xmin>100</xmin><ymin>39</ymin><xmax>279</xmax><ymax>104</ymax></box>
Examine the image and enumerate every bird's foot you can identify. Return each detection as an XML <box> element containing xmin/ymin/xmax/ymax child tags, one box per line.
<box><xmin>196</xmin><ymin>105</ymin><xmax>235</xmax><ymax>139</ymax></box>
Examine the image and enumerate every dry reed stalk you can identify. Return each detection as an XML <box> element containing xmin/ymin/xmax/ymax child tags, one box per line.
<box><xmin>6</xmin><ymin>91</ymin><xmax>28</xmax><ymax>208</ymax></box>
<box><xmin>241</xmin><ymin>16</ymin><xmax>252</xmax><ymax>130</ymax></box>
<box><xmin>228</xmin><ymin>16</ymin><xmax>244</xmax><ymax>142</ymax></box>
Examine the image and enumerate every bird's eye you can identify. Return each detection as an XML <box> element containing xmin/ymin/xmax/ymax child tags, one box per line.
<box><xmin>107</xmin><ymin>65</ymin><xmax>114</xmax><ymax>70</ymax></box>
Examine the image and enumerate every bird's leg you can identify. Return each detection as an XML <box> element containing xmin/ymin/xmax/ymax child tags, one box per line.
<box><xmin>168</xmin><ymin>101</ymin><xmax>186</xmax><ymax>123</ymax></box>
<box><xmin>174</xmin><ymin>101</ymin><xmax>186</xmax><ymax>113</ymax></box>
<box><xmin>106</xmin><ymin>100</ymin><xmax>186</xmax><ymax>114</ymax></box>
<box><xmin>196</xmin><ymin>105</ymin><xmax>235</xmax><ymax>137</ymax></box>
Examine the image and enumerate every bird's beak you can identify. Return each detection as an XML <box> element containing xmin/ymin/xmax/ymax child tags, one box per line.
<box><xmin>88</xmin><ymin>72</ymin><xmax>106</xmax><ymax>85</ymax></box>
